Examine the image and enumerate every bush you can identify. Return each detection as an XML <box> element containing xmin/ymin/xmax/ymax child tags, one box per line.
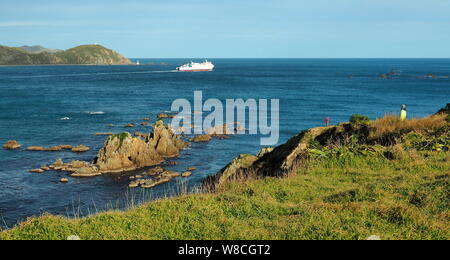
<box><xmin>350</xmin><ymin>114</ymin><xmax>370</xmax><ymax>124</ymax></box>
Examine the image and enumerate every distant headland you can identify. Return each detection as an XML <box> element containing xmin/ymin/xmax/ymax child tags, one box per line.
<box><xmin>0</xmin><ymin>44</ymin><xmax>132</xmax><ymax>65</ymax></box>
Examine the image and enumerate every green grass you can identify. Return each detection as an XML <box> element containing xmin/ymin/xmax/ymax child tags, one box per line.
<box><xmin>1</xmin><ymin>149</ymin><xmax>448</xmax><ymax>240</ymax></box>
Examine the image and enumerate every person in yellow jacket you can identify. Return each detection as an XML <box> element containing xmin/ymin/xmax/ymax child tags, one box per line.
<box><xmin>400</xmin><ymin>104</ymin><xmax>407</xmax><ymax>121</ymax></box>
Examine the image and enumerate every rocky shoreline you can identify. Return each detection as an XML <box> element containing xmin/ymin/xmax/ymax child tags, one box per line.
<box><xmin>3</xmin><ymin>116</ymin><xmax>236</xmax><ymax>188</ymax></box>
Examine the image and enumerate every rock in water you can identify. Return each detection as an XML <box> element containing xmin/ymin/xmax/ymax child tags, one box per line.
<box><xmin>189</xmin><ymin>134</ymin><xmax>212</xmax><ymax>143</ymax></box>
<box><xmin>72</xmin><ymin>145</ymin><xmax>90</xmax><ymax>153</ymax></box>
<box><xmin>181</xmin><ymin>171</ymin><xmax>192</xmax><ymax>177</ymax></box>
<box><xmin>157</xmin><ymin>113</ymin><xmax>169</xmax><ymax>119</ymax></box>
<box><xmin>3</xmin><ymin>140</ymin><xmax>21</xmax><ymax>150</ymax></box>
<box><xmin>27</xmin><ymin>146</ymin><xmax>45</xmax><ymax>151</ymax></box>
<box><xmin>72</xmin><ymin>124</ymin><xmax>187</xmax><ymax>176</ymax></box>
<box><xmin>30</xmin><ymin>168</ymin><xmax>45</xmax><ymax>173</ymax></box>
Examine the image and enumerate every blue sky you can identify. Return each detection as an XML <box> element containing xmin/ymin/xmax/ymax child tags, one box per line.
<box><xmin>1</xmin><ymin>0</ymin><xmax>449</xmax><ymax>58</ymax></box>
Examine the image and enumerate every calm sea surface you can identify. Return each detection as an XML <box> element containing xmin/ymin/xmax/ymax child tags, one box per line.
<box><xmin>0</xmin><ymin>59</ymin><xmax>449</xmax><ymax>227</ymax></box>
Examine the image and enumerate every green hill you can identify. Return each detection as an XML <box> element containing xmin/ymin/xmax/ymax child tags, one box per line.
<box><xmin>0</xmin><ymin>44</ymin><xmax>131</xmax><ymax>65</ymax></box>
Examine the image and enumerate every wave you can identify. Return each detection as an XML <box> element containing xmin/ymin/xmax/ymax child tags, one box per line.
<box><xmin>85</xmin><ymin>111</ymin><xmax>105</xmax><ymax>115</ymax></box>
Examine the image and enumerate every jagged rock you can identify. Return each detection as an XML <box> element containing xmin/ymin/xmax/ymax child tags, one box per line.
<box><xmin>135</xmin><ymin>132</ymin><xmax>150</xmax><ymax>138</ymax></box>
<box><xmin>140</xmin><ymin>122</ymin><xmax>149</xmax><ymax>126</ymax></box>
<box><xmin>190</xmin><ymin>134</ymin><xmax>212</xmax><ymax>143</ymax></box>
<box><xmin>72</xmin><ymin>145</ymin><xmax>90</xmax><ymax>153</ymax></box>
<box><xmin>41</xmin><ymin>166</ymin><xmax>50</xmax><ymax>171</ymax></box>
<box><xmin>72</xmin><ymin>124</ymin><xmax>187</xmax><ymax>176</ymax></box>
<box><xmin>124</xmin><ymin>123</ymin><xmax>135</xmax><ymax>128</ymax></box>
<box><xmin>143</xmin><ymin>117</ymin><xmax>150</xmax><ymax>121</ymax></box>
<box><xmin>60</xmin><ymin>178</ymin><xmax>69</xmax><ymax>183</ymax></box>
<box><xmin>187</xmin><ymin>167</ymin><xmax>197</xmax><ymax>171</ymax></box>
<box><xmin>181</xmin><ymin>171</ymin><xmax>192</xmax><ymax>177</ymax></box>
<box><xmin>3</xmin><ymin>140</ymin><xmax>21</xmax><ymax>150</ymax></box>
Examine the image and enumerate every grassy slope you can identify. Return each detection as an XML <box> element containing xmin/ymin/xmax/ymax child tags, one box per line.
<box><xmin>1</xmin><ymin>113</ymin><xmax>449</xmax><ymax>240</ymax></box>
<box><xmin>1</xmin><ymin>148</ymin><xmax>448</xmax><ymax>240</ymax></box>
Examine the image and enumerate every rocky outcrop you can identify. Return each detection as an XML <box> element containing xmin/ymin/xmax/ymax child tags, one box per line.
<box><xmin>436</xmin><ymin>103</ymin><xmax>450</xmax><ymax>115</ymax></box>
<box><xmin>181</xmin><ymin>171</ymin><xmax>192</xmax><ymax>177</ymax></box>
<box><xmin>3</xmin><ymin>140</ymin><xmax>21</xmax><ymax>150</ymax></box>
<box><xmin>128</xmin><ymin>169</ymin><xmax>182</xmax><ymax>189</ymax></box>
<box><xmin>72</xmin><ymin>124</ymin><xmax>187</xmax><ymax>177</ymax></box>
<box><xmin>189</xmin><ymin>134</ymin><xmax>212</xmax><ymax>143</ymax></box>
<box><xmin>203</xmin><ymin>127</ymin><xmax>328</xmax><ymax>190</ymax></box>
<box><xmin>26</xmin><ymin>145</ymin><xmax>90</xmax><ymax>153</ymax></box>
<box><xmin>0</xmin><ymin>44</ymin><xmax>131</xmax><ymax>65</ymax></box>
<box><xmin>71</xmin><ymin>145</ymin><xmax>90</xmax><ymax>153</ymax></box>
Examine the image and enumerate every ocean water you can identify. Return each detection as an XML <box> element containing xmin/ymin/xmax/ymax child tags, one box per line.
<box><xmin>0</xmin><ymin>59</ymin><xmax>449</xmax><ymax>228</ymax></box>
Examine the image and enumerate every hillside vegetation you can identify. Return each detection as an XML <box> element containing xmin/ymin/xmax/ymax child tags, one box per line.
<box><xmin>0</xmin><ymin>44</ymin><xmax>131</xmax><ymax>65</ymax></box>
<box><xmin>0</xmin><ymin>106</ymin><xmax>448</xmax><ymax>240</ymax></box>
<box><xmin>18</xmin><ymin>45</ymin><xmax>61</xmax><ymax>54</ymax></box>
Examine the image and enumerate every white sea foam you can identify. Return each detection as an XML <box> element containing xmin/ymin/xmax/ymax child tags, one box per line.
<box><xmin>85</xmin><ymin>111</ymin><xmax>105</xmax><ymax>115</ymax></box>
<box><xmin>60</xmin><ymin>117</ymin><xmax>70</xmax><ymax>120</ymax></box>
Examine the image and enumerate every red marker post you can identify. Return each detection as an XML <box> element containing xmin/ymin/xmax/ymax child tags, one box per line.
<box><xmin>325</xmin><ymin>117</ymin><xmax>330</xmax><ymax>127</ymax></box>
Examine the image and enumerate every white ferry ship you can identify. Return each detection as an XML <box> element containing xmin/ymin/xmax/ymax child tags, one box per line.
<box><xmin>176</xmin><ymin>60</ymin><xmax>215</xmax><ymax>72</ymax></box>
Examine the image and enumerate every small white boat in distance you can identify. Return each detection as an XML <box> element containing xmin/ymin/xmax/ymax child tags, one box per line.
<box><xmin>177</xmin><ymin>60</ymin><xmax>214</xmax><ymax>72</ymax></box>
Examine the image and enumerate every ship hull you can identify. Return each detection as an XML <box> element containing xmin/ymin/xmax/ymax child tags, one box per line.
<box><xmin>177</xmin><ymin>68</ymin><xmax>214</xmax><ymax>72</ymax></box>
